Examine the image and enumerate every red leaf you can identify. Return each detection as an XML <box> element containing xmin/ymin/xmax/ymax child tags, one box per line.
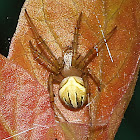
<box><xmin>0</xmin><ymin>55</ymin><xmax>57</xmax><ymax>139</ymax></box>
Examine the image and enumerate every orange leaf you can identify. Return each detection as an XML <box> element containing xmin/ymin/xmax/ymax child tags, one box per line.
<box><xmin>1</xmin><ymin>0</ymin><xmax>139</xmax><ymax>139</ymax></box>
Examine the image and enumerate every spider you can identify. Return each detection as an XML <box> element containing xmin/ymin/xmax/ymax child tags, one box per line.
<box><xmin>24</xmin><ymin>10</ymin><xmax>117</xmax><ymax>116</ymax></box>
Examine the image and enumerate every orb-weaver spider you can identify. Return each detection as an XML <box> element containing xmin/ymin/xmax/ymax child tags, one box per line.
<box><xmin>25</xmin><ymin>10</ymin><xmax>117</xmax><ymax>120</ymax></box>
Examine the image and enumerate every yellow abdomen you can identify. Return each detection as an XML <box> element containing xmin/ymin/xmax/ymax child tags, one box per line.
<box><xmin>59</xmin><ymin>76</ymin><xmax>87</xmax><ymax>109</ymax></box>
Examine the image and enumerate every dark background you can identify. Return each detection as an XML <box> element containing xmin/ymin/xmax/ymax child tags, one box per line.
<box><xmin>0</xmin><ymin>0</ymin><xmax>139</xmax><ymax>139</ymax></box>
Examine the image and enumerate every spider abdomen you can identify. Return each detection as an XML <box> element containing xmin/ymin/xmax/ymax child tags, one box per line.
<box><xmin>59</xmin><ymin>76</ymin><xmax>87</xmax><ymax>109</ymax></box>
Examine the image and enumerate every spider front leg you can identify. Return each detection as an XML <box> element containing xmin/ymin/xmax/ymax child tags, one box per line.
<box><xmin>72</xmin><ymin>12</ymin><xmax>82</xmax><ymax>66</ymax></box>
<box><xmin>25</xmin><ymin>9</ymin><xmax>60</xmax><ymax>69</ymax></box>
<box><xmin>76</xmin><ymin>26</ymin><xmax>117</xmax><ymax>69</ymax></box>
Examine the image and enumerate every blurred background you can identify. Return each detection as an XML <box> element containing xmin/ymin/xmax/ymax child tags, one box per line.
<box><xmin>0</xmin><ymin>0</ymin><xmax>139</xmax><ymax>139</ymax></box>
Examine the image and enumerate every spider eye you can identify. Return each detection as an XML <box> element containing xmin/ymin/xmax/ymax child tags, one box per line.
<box><xmin>59</xmin><ymin>76</ymin><xmax>87</xmax><ymax>109</ymax></box>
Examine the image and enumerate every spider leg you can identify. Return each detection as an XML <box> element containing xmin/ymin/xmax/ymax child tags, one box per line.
<box><xmin>72</xmin><ymin>12</ymin><xmax>82</xmax><ymax>66</ymax></box>
<box><xmin>25</xmin><ymin>9</ymin><xmax>60</xmax><ymax>69</ymax></box>
<box><xmin>29</xmin><ymin>41</ymin><xmax>59</xmax><ymax>75</ymax></box>
<box><xmin>82</xmin><ymin>74</ymin><xmax>94</xmax><ymax>139</ymax></box>
<box><xmin>84</xmin><ymin>72</ymin><xmax>106</xmax><ymax>139</ymax></box>
<box><xmin>82</xmin><ymin>74</ymin><xmax>91</xmax><ymax>116</ymax></box>
<box><xmin>76</xmin><ymin>26</ymin><xmax>117</xmax><ymax>69</ymax></box>
<box><xmin>87</xmin><ymin>72</ymin><xmax>101</xmax><ymax>92</ymax></box>
<box><xmin>48</xmin><ymin>74</ymin><xmax>68</xmax><ymax>122</ymax></box>
<box><xmin>83</xmin><ymin>68</ymin><xmax>101</xmax><ymax>92</ymax></box>
<box><xmin>49</xmin><ymin>74</ymin><xmax>78</xmax><ymax>139</ymax></box>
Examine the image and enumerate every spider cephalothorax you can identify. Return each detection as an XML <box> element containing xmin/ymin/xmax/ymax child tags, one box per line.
<box><xmin>25</xmin><ymin>10</ymin><xmax>117</xmax><ymax>111</ymax></box>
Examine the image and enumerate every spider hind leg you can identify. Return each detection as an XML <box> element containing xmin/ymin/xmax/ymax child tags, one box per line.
<box><xmin>48</xmin><ymin>74</ymin><xmax>68</xmax><ymax>122</ymax></box>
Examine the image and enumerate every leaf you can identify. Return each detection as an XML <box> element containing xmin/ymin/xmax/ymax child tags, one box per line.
<box><xmin>0</xmin><ymin>54</ymin><xmax>59</xmax><ymax>139</ymax></box>
<box><xmin>1</xmin><ymin>0</ymin><xmax>139</xmax><ymax>139</ymax></box>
